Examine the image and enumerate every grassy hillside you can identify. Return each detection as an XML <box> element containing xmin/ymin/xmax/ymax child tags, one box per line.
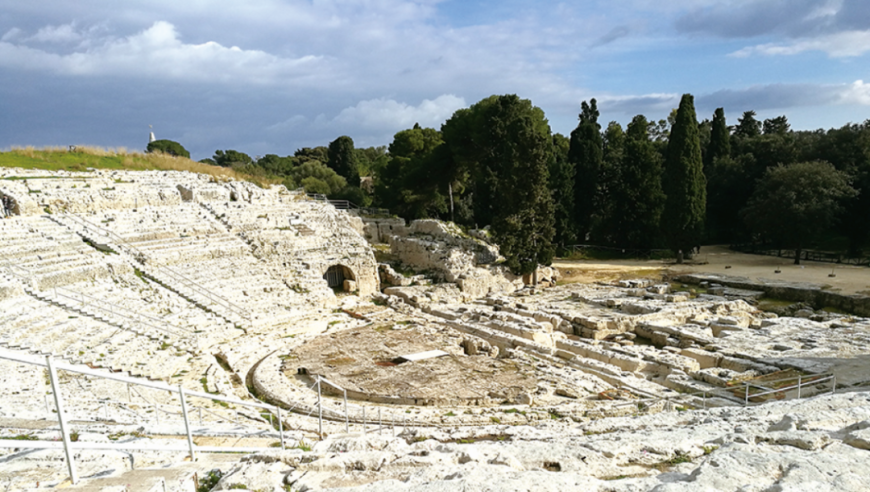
<box><xmin>0</xmin><ymin>146</ymin><xmax>276</xmax><ymax>186</ymax></box>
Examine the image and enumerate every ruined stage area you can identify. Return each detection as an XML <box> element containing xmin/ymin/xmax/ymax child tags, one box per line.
<box><xmin>286</xmin><ymin>323</ymin><xmax>537</xmax><ymax>406</ymax></box>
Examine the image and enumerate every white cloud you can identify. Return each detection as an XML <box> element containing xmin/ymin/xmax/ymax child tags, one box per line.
<box><xmin>1</xmin><ymin>27</ymin><xmax>22</xmax><ymax>42</ymax></box>
<box><xmin>331</xmin><ymin>95</ymin><xmax>466</xmax><ymax>130</ymax></box>
<box><xmin>730</xmin><ymin>30</ymin><xmax>870</xmax><ymax>58</ymax></box>
<box><xmin>266</xmin><ymin>95</ymin><xmax>467</xmax><ymax>148</ymax></box>
<box><xmin>0</xmin><ymin>21</ymin><xmax>328</xmax><ymax>84</ymax></box>
<box><xmin>839</xmin><ymin>80</ymin><xmax>870</xmax><ymax>105</ymax></box>
<box><xmin>28</xmin><ymin>23</ymin><xmax>83</xmax><ymax>44</ymax></box>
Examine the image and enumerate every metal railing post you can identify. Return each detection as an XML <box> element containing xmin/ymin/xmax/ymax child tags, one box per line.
<box><xmin>744</xmin><ymin>383</ymin><xmax>749</xmax><ymax>405</ymax></box>
<box><xmin>316</xmin><ymin>377</ymin><xmax>323</xmax><ymax>439</ymax></box>
<box><xmin>832</xmin><ymin>375</ymin><xmax>836</xmax><ymax>395</ymax></box>
<box><xmin>277</xmin><ymin>407</ymin><xmax>285</xmax><ymax>450</ymax></box>
<box><xmin>47</xmin><ymin>357</ymin><xmax>78</xmax><ymax>485</ymax></box>
<box><xmin>344</xmin><ymin>390</ymin><xmax>349</xmax><ymax>434</ymax></box>
<box><xmin>178</xmin><ymin>386</ymin><xmax>195</xmax><ymax>461</ymax></box>
<box><xmin>127</xmin><ymin>383</ymin><xmax>132</xmax><ymax>403</ymax></box>
<box><xmin>797</xmin><ymin>375</ymin><xmax>802</xmax><ymax>399</ymax></box>
<box><xmin>379</xmin><ymin>408</ymin><xmax>382</xmax><ymax>435</ymax></box>
<box><xmin>199</xmin><ymin>407</ymin><xmax>203</xmax><ymax>426</ymax></box>
<box><xmin>362</xmin><ymin>407</ymin><xmax>366</xmax><ymax>435</ymax></box>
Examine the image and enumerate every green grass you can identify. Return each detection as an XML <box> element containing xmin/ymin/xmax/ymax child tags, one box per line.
<box><xmin>0</xmin><ymin>146</ymin><xmax>277</xmax><ymax>187</ymax></box>
<box><xmin>7</xmin><ymin>434</ymin><xmax>38</xmax><ymax>441</ymax></box>
<box><xmin>703</xmin><ymin>445</ymin><xmax>719</xmax><ymax>455</ymax></box>
<box><xmin>294</xmin><ymin>440</ymin><xmax>312</xmax><ymax>452</ymax></box>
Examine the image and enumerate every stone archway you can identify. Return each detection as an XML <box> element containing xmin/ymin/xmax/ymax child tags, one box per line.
<box><xmin>1</xmin><ymin>193</ymin><xmax>18</xmax><ymax>217</ymax></box>
<box><xmin>324</xmin><ymin>264</ymin><xmax>357</xmax><ymax>292</ymax></box>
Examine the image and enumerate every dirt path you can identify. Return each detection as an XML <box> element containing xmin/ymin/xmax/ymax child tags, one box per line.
<box><xmin>554</xmin><ymin>245</ymin><xmax>870</xmax><ymax>296</ymax></box>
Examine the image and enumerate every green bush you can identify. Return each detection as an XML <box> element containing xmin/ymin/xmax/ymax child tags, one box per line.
<box><xmin>147</xmin><ymin>139</ymin><xmax>190</xmax><ymax>159</ymax></box>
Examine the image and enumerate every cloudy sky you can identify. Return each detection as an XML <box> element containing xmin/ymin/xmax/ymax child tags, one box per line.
<box><xmin>1</xmin><ymin>0</ymin><xmax>869</xmax><ymax>160</ymax></box>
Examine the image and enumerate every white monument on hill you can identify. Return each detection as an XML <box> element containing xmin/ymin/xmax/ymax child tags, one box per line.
<box><xmin>149</xmin><ymin>125</ymin><xmax>156</xmax><ymax>143</ymax></box>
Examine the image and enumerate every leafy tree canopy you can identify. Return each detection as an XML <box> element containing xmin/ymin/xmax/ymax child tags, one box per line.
<box><xmin>327</xmin><ymin>136</ymin><xmax>360</xmax><ymax>186</ymax></box>
<box><xmin>147</xmin><ymin>139</ymin><xmax>190</xmax><ymax>159</ymax></box>
<box><xmin>213</xmin><ymin>149</ymin><xmax>253</xmax><ymax>168</ymax></box>
<box><xmin>741</xmin><ymin>161</ymin><xmax>857</xmax><ymax>263</ymax></box>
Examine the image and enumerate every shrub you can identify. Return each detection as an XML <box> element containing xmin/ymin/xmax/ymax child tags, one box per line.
<box><xmin>147</xmin><ymin>140</ymin><xmax>190</xmax><ymax>159</ymax></box>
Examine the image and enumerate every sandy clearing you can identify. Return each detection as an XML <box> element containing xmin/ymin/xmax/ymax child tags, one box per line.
<box><xmin>554</xmin><ymin>245</ymin><xmax>870</xmax><ymax>296</ymax></box>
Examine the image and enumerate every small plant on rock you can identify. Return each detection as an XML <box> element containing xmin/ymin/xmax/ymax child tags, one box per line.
<box><xmin>196</xmin><ymin>469</ymin><xmax>223</xmax><ymax>492</ymax></box>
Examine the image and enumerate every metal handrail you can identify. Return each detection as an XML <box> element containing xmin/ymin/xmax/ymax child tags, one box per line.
<box><xmin>0</xmin><ymin>252</ymin><xmax>191</xmax><ymax>342</ymax></box>
<box><xmin>56</xmin><ymin>213</ymin><xmax>251</xmax><ymax>323</ymax></box>
<box><xmin>0</xmin><ymin>349</ymin><xmax>292</xmax><ymax>486</ymax></box>
<box><xmin>51</xmin><ymin>287</ymin><xmax>191</xmax><ymax>341</ymax></box>
<box><xmin>608</xmin><ymin>372</ymin><xmax>836</xmax><ymax>411</ymax></box>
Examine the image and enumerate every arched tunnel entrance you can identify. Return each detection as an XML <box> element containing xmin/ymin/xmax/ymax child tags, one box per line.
<box><xmin>1</xmin><ymin>193</ymin><xmax>19</xmax><ymax>217</ymax></box>
<box><xmin>324</xmin><ymin>264</ymin><xmax>357</xmax><ymax>292</ymax></box>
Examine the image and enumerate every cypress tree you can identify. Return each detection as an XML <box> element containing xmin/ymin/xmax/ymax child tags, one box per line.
<box><xmin>569</xmin><ymin>99</ymin><xmax>603</xmax><ymax>242</ymax></box>
<box><xmin>485</xmin><ymin>95</ymin><xmax>555</xmax><ymax>276</ymax></box>
<box><xmin>611</xmin><ymin>115</ymin><xmax>664</xmax><ymax>250</ymax></box>
<box><xmin>706</xmin><ymin>108</ymin><xmax>730</xmax><ymax>169</ymax></box>
<box><xmin>705</xmin><ymin>108</ymin><xmax>733</xmax><ymax>242</ymax></box>
<box><xmin>549</xmin><ymin>133</ymin><xmax>575</xmax><ymax>248</ymax></box>
<box><xmin>662</xmin><ymin>94</ymin><xmax>706</xmax><ymax>261</ymax></box>
<box><xmin>327</xmin><ymin>136</ymin><xmax>360</xmax><ymax>187</ymax></box>
<box><xmin>596</xmin><ymin>121</ymin><xmax>625</xmax><ymax>243</ymax></box>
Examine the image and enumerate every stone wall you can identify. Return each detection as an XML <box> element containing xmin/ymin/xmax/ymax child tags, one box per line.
<box><xmin>674</xmin><ymin>273</ymin><xmax>870</xmax><ymax>317</ymax></box>
<box><xmin>362</xmin><ymin>217</ymin><xmax>407</xmax><ymax>243</ymax></box>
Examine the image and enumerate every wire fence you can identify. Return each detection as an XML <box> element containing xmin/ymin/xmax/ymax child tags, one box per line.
<box><xmin>730</xmin><ymin>243</ymin><xmax>870</xmax><ymax>266</ymax></box>
<box><xmin>564</xmin><ymin>244</ymin><xmax>676</xmax><ymax>260</ymax></box>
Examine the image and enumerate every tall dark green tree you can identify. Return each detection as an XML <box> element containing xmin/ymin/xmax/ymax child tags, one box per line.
<box><xmin>763</xmin><ymin>116</ymin><xmax>790</xmax><ymax>135</ymax></box>
<box><xmin>327</xmin><ymin>136</ymin><xmax>360</xmax><ymax>187</ymax></box>
<box><xmin>596</xmin><ymin>121</ymin><xmax>625</xmax><ymax>243</ymax></box>
<box><xmin>734</xmin><ymin>110</ymin><xmax>762</xmax><ymax>139</ymax></box>
<box><xmin>705</xmin><ymin>108</ymin><xmax>730</xmax><ymax>168</ymax></box>
<box><xmin>569</xmin><ymin>99</ymin><xmax>603</xmax><ymax>241</ymax></box>
<box><xmin>662</xmin><ymin>94</ymin><xmax>706</xmax><ymax>260</ymax></box>
<box><xmin>549</xmin><ymin>133</ymin><xmax>575</xmax><ymax>248</ymax></box>
<box><xmin>441</xmin><ymin>95</ymin><xmax>551</xmax><ymax>229</ymax></box>
<box><xmin>609</xmin><ymin>115</ymin><xmax>665</xmax><ymax>250</ymax></box>
<box><xmin>484</xmin><ymin>95</ymin><xmax>555</xmax><ymax>276</ymax></box>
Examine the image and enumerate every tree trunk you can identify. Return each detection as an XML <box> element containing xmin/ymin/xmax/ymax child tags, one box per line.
<box><xmin>676</xmin><ymin>250</ymin><xmax>683</xmax><ymax>264</ymax></box>
<box><xmin>794</xmin><ymin>247</ymin><xmax>801</xmax><ymax>265</ymax></box>
<box><xmin>448</xmin><ymin>182</ymin><xmax>454</xmax><ymax>223</ymax></box>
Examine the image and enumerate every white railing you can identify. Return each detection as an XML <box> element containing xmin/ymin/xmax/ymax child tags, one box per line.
<box><xmin>0</xmin><ymin>349</ymin><xmax>295</xmax><ymax>485</ymax></box>
<box><xmin>606</xmin><ymin>372</ymin><xmax>837</xmax><ymax>413</ymax></box>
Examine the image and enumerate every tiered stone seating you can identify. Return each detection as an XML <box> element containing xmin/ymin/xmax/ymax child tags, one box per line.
<box><xmin>88</xmin><ymin>204</ymin><xmax>250</xmax><ymax>266</ymax></box>
<box><xmin>0</xmin><ymin>216</ymin><xmax>111</xmax><ymax>289</ymax></box>
<box><xmin>0</xmin><ymin>287</ymin><xmax>192</xmax><ymax>380</ymax></box>
<box><xmin>172</xmin><ymin>256</ymin><xmax>309</xmax><ymax>329</ymax></box>
<box><xmin>58</xmin><ymin>276</ymin><xmax>237</xmax><ymax>348</ymax></box>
